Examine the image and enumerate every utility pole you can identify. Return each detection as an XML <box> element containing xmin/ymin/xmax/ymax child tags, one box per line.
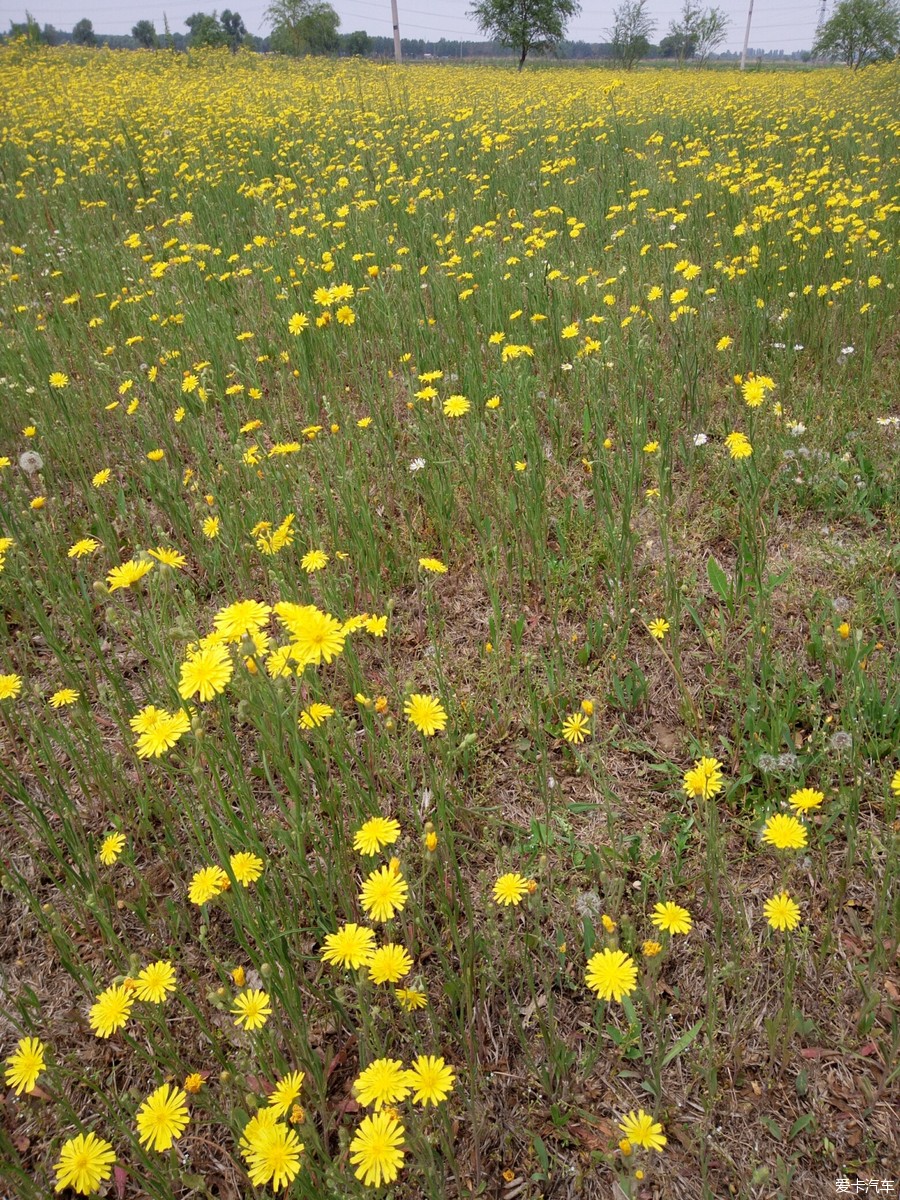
<box><xmin>391</xmin><ymin>0</ymin><xmax>402</xmax><ymax>62</ymax></box>
<box><xmin>739</xmin><ymin>0</ymin><xmax>754</xmax><ymax>70</ymax></box>
<box><xmin>815</xmin><ymin>0</ymin><xmax>829</xmax><ymax>34</ymax></box>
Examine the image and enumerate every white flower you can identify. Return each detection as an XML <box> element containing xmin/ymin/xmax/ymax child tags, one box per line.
<box><xmin>408</xmin><ymin>457</ymin><xmax>425</xmax><ymax>472</ymax></box>
<box><xmin>693</xmin><ymin>433</ymin><xmax>708</xmax><ymax>447</ymax></box>
<box><xmin>793</xmin><ymin>344</ymin><xmax>804</xmax><ymax>351</ymax></box>
<box><xmin>788</xmin><ymin>422</ymin><xmax>806</xmax><ymax>436</ymax></box>
<box><xmin>840</xmin><ymin>346</ymin><xmax>855</xmax><ymax>355</ymax></box>
<box><xmin>561</xmin><ymin>363</ymin><xmax>573</xmax><ymax>372</ymax></box>
<box><xmin>876</xmin><ymin>416</ymin><xmax>899</xmax><ymax>427</ymax></box>
<box><xmin>772</xmin><ymin>341</ymin><xmax>786</xmax><ymax>349</ymax></box>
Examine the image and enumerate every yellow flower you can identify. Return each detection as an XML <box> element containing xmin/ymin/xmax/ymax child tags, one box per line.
<box><xmin>443</xmin><ymin>394</ymin><xmax>470</xmax><ymax>417</ymax></box>
<box><xmin>367</xmin><ymin>943</ymin><xmax>413</xmax><ymax>985</ymax></box>
<box><xmin>404</xmin><ymin>693</ymin><xmax>447</xmax><ymax>736</ymax></box>
<box><xmin>761</xmin><ymin>813</ymin><xmax>807</xmax><ymax>851</ymax></box>
<box><xmin>134</xmin><ymin>708</ymin><xmax>190</xmax><ymax>758</ymax></box>
<box><xmin>88</xmin><ymin>984</ymin><xmax>134</xmax><ymax>1038</ymax></box>
<box><xmin>49</xmin><ymin>371</ymin><xmax>69</xmax><ymax>388</ymax></box>
<box><xmin>418</xmin><ymin>556</ymin><xmax>447</xmax><ymax>573</ymax></box>
<box><xmin>231</xmin><ymin>988</ymin><xmax>272</xmax><ymax>1031</ymax></box>
<box><xmin>353</xmin><ymin>816</ymin><xmax>401</xmax><ymax>856</ymax></box>
<box><xmin>585</xmin><ymin>948</ymin><xmax>638</xmax><ymax>1003</ymax></box>
<box><xmin>299</xmin><ymin>702</ymin><xmax>335</xmax><ymax>729</ymax></box>
<box><xmin>230</xmin><ymin>851</ymin><xmax>264</xmax><ymax>886</ymax></box>
<box><xmin>651</xmin><ymin>902</ymin><xmax>692</xmax><ymax>936</ymax></box>
<box><xmin>4</xmin><ymin>1037</ymin><xmax>45</xmax><ymax>1096</ymax></box>
<box><xmin>642</xmin><ymin>940</ymin><xmax>662</xmax><ymax>958</ymax></box>
<box><xmin>50</xmin><ymin>688</ymin><xmax>80</xmax><ymax>708</ymax></box>
<box><xmin>619</xmin><ymin>1110</ymin><xmax>666</xmax><ymax>1152</ymax></box>
<box><xmin>394</xmin><ymin>987</ymin><xmax>427</xmax><ymax>1011</ymax></box>
<box><xmin>266</xmin><ymin>1071</ymin><xmax>305</xmax><ymax>1119</ymax></box>
<box><xmin>354</xmin><ymin>1058</ymin><xmax>411</xmax><ymax>1109</ymax></box>
<box><xmin>147</xmin><ymin>546</ymin><xmax>187</xmax><ymax>569</ymax></box>
<box><xmin>837</xmin><ymin>621</ymin><xmax>851</xmax><ymax>639</ymax></box>
<box><xmin>321</xmin><ymin>923</ymin><xmax>376</xmax><ymax>970</ymax></box>
<box><xmin>97</xmin><ymin>831</ymin><xmax>125</xmax><ymax>864</ymax></box>
<box><xmin>288</xmin><ymin>312</ymin><xmax>308</xmax><ymax>334</ymax></box>
<box><xmin>683</xmin><ymin>757</ymin><xmax>724</xmax><ymax>800</ymax></box>
<box><xmin>274</xmin><ymin>602</ymin><xmax>346</xmax><ymax>665</ymax></box>
<box><xmin>407</xmin><ymin>1055</ymin><xmax>455</xmax><ymax>1106</ymax></box>
<box><xmin>68</xmin><ymin>538</ymin><xmax>99</xmax><ymax>559</ymax></box>
<box><xmin>788</xmin><ymin>788</ymin><xmax>824</xmax><ymax>812</ymax></box>
<box><xmin>92</xmin><ymin>469</ymin><xmax>111</xmax><ymax>487</ymax></box>
<box><xmin>178</xmin><ymin>643</ymin><xmax>233</xmax><ymax>702</ymax></box>
<box><xmin>301</xmin><ymin>548</ymin><xmax>328</xmax><ymax>572</ymax></box>
<box><xmin>214</xmin><ymin>599</ymin><xmax>271</xmax><ymax>643</ymax></box>
<box><xmin>561</xmin><ymin>712</ymin><xmax>589</xmax><ymax>744</ymax></box>
<box><xmin>136</xmin><ymin>1084</ymin><xmax>189</xmax><ymax>1152</ymax></box>
<box><xmin>184</xmin><ymin>1073</ymin><xmax>204</xmax><ymax>1093</ymax></box>
<box><xmin>244</xmin><ymin>1119</ymin><xmax>304</xmax><ymax>1190</ymax></box>
<box><xmin>146</xmin><ymin>448</ymin><xmax>164</xmax><ymax>461</ymax></box>
<box><xmin>724</xmin><ymin>431</ymin><xmax>753</xmax><ymax>460</ymax></box>
<box><xmin>0</xmin><ymin>674</ymin><xmax>23</xmax><ymax>701</ymax></box>
<box><xmin>107</xmin><ymin>559</ymin><xmax>153</xmax><ymax>592</ymax></box>
<box><xmin>763</xmin><ymin>891</ymin><xmax>801</xmax><ymax>932</ymax></box>
<box><xmin>188</xmin><ymin>865</ymin><xmax>230</xmax><ymax>905</ymax></box>
<box><xmin>349</xmin><ymin>1111</ymin><xmax>405</xmax><ymax>1187</ymax></box>
<box><xmin>716</xmin><ymin>335</ymin><xmax>733</xmax><ymax>351</ymax></box>
<box><xmin>202</xmin><ymin>516</ymin><xmax>220</xmax><ymax>539</ymax></box>
<box><xmin>647</xmin><ymin>617</ymin><xmax>669</xmax><ymax>639</ymax></box>
<box><xmin>360</xmin><ymin>863</ymin><xmax>409</xmax><ymax>923</ymax></box>
<box><xmin>29</xmin><ymin>496</ymin><xmax>46</xmax><ymax>509</ymax></box>
<box><xmin>134</xmin><ymin>960</ymin><xmax>176</xmax><ymax>1003</ymax></box>
<box><xmin>492</xmin><ymin>873</ymin><xmax>530</xmax><ymax>906</ymax></box>
<box><xmin>53</xmin><ymin>1132</ymin><xmax>115</xmax><ymax>1195</ymax></box>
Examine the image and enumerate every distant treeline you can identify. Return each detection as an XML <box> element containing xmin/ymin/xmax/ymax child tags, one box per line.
<box><xmin>3</xmin><ymin>23</ymin><xmax>812</xmax><ymax>60</ymax></box>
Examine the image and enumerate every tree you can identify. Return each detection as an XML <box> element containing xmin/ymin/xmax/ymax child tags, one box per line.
<box><xmin>342</xmin><ymin>28</ymin><xmax>371</xmax><ymax>55</ymax></box>
<box><xmin>468</xmin><ymin>0</ymin><xmax>581</xmax><ymax>70</ymax></box>
<box><xmin>812</xmin><ymin>0</ymin><xmax>900</xmax><ymax>67</ymax></box>
<box><xmin>132</xmin><ymin>19</ymin><xmax>158</xmax><ymax>46</ymax></box>
<box><xmin>72</xmin><ymin>17</ymin><xmax>97</xmax><ymax>43</ymax></box>
<box><xmin>666</xmin><ymin>2</ymin><xmax>728</xmax><ymax>65</ymax></box>
<box><xmin>184</xmin><ymin>11</ymin><xmax>227</xmax><ymax>46</ymax></box>
<box><xmin>220</xmin><ymin>8</ymin><xmax>246</xmax><ymax>50</ymax></box>
<box><xmin>265</xmin><ymin>0</ymin><xmax>340</xmax><ymax>55</ymax></box>
<box><xmin>609</xmin><ymin>0</ymin><xmax>655</xmax><ymax>69</ymax></box>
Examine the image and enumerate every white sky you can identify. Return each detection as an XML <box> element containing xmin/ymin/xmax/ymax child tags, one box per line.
<box><xmin>20</xmin><ymin>0</ymin><xmax>828</xmax><ymax>52</ymax></box>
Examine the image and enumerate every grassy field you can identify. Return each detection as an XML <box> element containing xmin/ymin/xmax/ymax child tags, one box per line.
<box><xmin>0</xmin><ymin>41</ymin><xmax>898</xmax><ymax>1200</ymax></box>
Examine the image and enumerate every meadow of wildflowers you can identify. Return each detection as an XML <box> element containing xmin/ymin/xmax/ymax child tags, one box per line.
<box><xmin>0</xmin><ymin>40</ymin><xmax>898</xmax><ymax>1199</ymax></box>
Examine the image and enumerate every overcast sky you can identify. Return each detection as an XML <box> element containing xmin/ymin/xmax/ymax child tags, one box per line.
<box><xmin>23</xmin><ymin>0</ymin><xmax>827</xmax><ymax>52</ymax></box>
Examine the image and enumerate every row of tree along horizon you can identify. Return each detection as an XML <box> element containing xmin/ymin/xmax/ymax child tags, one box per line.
<box><xmin>3</xmin><ymin>16</ymin><xmax>816</xmax><ymax>61</ymax></box>
<box><xmin>12</xmin><ymin>0</ymin><xmax>899</xmax><ymax>68</ymax></box>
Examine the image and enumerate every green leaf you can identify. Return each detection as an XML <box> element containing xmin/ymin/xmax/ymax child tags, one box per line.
<box><xmin>532</xmin><ymin>1134</ymin><xmax>550</xmax><ymax>1173</ymax></box>
<box><xmin>661</xmin><ymin>1019</ymin><xmax>703</xmax><ymax>1068</ymax></box>
<box><xmin>789</xmin><ymin>1112</ymin><xmax>816</xmax><ymax>1140</ymax></box>
<box><xmin>761</xmin><ymin>1115</ymin><xmax>783</xmax><ymax>1141</ymax></box>
<box><xmin>707</xmin><ymin>554</ymin><xmax>731</xmax><ymax>606</ymax></box>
